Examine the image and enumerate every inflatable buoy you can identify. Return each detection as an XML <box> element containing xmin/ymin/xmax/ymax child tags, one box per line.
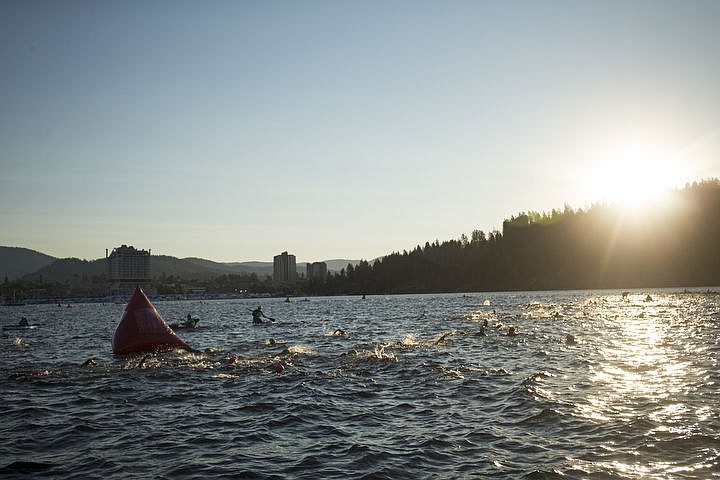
<box><xmin>112</xmin><ymin>287</ymin><xmax>190</xmax><ymax>355</ymax></box>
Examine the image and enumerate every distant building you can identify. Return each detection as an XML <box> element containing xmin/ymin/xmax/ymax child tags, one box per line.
<box><xmin>107</xmin><ymin>245</ymin><xmax>153</xmax><ymax>295</ymax></box>
<box><xmin>273</xmin><ymin>251</ymin><xmax>297</xmax><ymax>284</ymax></box>
<box><xmin>306</xmin><ymin>261</ymin><xmax>327</xmax><ymax>280</ymax></box>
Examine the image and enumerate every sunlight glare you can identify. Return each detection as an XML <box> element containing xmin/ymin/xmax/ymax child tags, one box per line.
<box><xmin>586</xmin><ymin>145</ymin><xmax>683</xmax><ymax>209</ymax></box>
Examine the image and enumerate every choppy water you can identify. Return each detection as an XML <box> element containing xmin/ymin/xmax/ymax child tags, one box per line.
<box><xmin>1</xmin><ymin>289</ymin><xmax>719</xmax><ymax>479</ymax></box>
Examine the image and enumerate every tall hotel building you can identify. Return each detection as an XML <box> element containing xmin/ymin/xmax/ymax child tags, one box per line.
<box><xmin>273</xmin><ymin>251</ymin><xmax>297</xmax><ymax>284</ymax></box>
<box><xmin>107</xmin><ymin>245</ymin><xmax>152</xmax><ymax>295</ymax></box>
<box><xmin>306</xmin><ymin>261</ymin><xmax>327</xmax><ymax>279</ymax></box>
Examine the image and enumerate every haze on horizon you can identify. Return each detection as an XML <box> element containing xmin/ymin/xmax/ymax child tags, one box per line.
<box><xmin>2</xmin><ymin>1</ymin><xmax>719</xmax><ymax>264</ymax></box>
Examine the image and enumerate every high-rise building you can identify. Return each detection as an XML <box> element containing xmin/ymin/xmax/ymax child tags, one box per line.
<box><xmin>306</xmin><ymin>261</ymin><xmax>327</xmax><ymax>279</ymax></box>
<box><xmin>273</xmin><ymin>251</ymin><xmax>297</xmax><ymax>284</ymax></box>
<box><xmin>107</xmin><ymin>245</ymin><xmax>152</xmax><ymax>295</ymax></box>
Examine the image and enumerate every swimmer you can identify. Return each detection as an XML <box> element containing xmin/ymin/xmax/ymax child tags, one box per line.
<box><xmin>333</xmin><ymin>329</ymin><xmax>346</xmax><ymax>336</ymax></box>
<box><xmin>644</xmin><ymin>295</ymin><xmax>653</xmax><ymax>302</ymax></box>
<box><xmin>137</xmin><ymin>354</ymin><xmax>152</xmax><ymax>368</ymax></box>
<box><xmin>19</xmin><ymin>317</ymin><xmax>29</xmax><ymax>327</ymax></box>
<box><xmin>507</xmin><ymin>326</ymin><xmax>518</xmax><ymax>336</ymax></box>
<box><xmin>81</xmin><ymin>358</ymin><xmax>97</xmax><ymax>367</ymax></box>
<box><xmin>565</xmin><ymin>334</ymin><xmax>576</xmax><ymax>344</ymax></box>
<box><xmin>478</xmin><ymin>319</ymin><xmax>488</xmax><ymax>336</ymax></box>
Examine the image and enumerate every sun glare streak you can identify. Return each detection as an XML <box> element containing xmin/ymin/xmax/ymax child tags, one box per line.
<box><xmin>589</xmin><ymin>145</ymin><xmax>684</xmax><ymax>209</ymax></box>
<box><xmin>581</xmin><ymin>143</ymin><xmax>691</xmax><ymax>278</ymax></box>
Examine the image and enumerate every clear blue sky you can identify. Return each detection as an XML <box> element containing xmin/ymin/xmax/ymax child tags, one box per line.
<box><xmin>2</xmin><ymin>1</ymin><xmax>719</xmax><ymax>263</ymax></box>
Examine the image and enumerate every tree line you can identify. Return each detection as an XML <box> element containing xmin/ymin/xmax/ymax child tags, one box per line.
<box><xmin>299</xmin><ymin>179</ymin><xmax>720</xmax><ymax>294</ymax></box>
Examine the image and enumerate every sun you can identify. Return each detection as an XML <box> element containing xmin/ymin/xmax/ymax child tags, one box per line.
<box><xmin>585</xmin><ymin>145</ymin><xmax>683</xmax><ymax>210</ymax></box>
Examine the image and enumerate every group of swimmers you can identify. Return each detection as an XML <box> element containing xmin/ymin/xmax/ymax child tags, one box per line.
<box><xmin>251</xmin><ymin>305</ymin><xmax>578</xmax><ymax>348</ymax></box>
<box><xmin>476</xmin><ymin>318</ymin><xmax>575</xmax><ymax>344</ymax></box>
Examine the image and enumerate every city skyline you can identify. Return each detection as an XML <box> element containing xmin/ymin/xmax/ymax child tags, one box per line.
<box><xmin>2</xmin><ymin>2</ymin><xmax>720</xmax><ymax>263</ymax></box>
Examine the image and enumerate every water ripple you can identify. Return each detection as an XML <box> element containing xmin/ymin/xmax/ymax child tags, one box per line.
<box><xmin>1</xmin><ymin>290</ymin><xmax>718</xmax><ymax>479</ymax></box>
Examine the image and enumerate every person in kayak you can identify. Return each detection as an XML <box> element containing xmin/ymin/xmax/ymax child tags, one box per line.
<box><xmin>252</xmin><ymin>306</ymin><xmax>268</xmax><ymax>324</ymax></box>
<box><xmin>169</xmin><ymin>314</ymin><xmax>199</xmax><ymax>330</ymax></box>
<box><xmin>182</xmin><ymin>314</ymin><xmax>198</xmax><ymax>328</ymax></box>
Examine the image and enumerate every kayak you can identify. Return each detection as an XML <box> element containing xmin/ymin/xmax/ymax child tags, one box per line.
<box><xmin>170</xmin><ymin>324</ymin><xmax>208</xmax><ymax>331</ymax></box>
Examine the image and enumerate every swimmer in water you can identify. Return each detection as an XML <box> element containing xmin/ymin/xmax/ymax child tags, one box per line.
<box><xmin>435</xmin><ymin>332</ymin><xmax>452</xmax><ymax>345</ymax></box>
<box><xmin>565</xmin><ymin>333</ymin><xmax>576</xmax><ymax>344</ymax></box>
<box><xmin>137</xmin><ymin>354</ymin><xmax>152</xmax><ymax>368</ymax></box>
<box><xmin>507</xmin><ymin>326</ymin><xmax>518</xmax><ymax>336</ymax></box>
<box><xmin>333</xmin><ymin>329</ymin><xmax>346</xmax><ymax>336</ymax></box>
<box><xmin>19</xmin><ymin>317</ymin><xmax>29</xmax><ymax>327</ymax></box>
<box><xmin>478</xmin><ymin>319</ymin><xmax>489</xmax><ymax>336</ymax></box>
<box><xmin>81</xmin><ymin>358</ymin><xmax>97</xmax><ymax>367</ymax></box>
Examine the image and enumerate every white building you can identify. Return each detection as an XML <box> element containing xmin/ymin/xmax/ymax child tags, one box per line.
<box><xmin>273</xmin><ymin>251</ymin><xmax>297</xmax><ymax>284</ymax></box>
<box><xmin>107</xmin><ymin>245</ymin><xmax>152</xmax><ymax>295</ymax></box>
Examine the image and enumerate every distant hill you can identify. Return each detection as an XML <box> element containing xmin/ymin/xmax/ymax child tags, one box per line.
<box><xmin>0</xmin><ymin>247</ymin><xmax>57</xmax><ymax>281</ymax></box>
<box><xmin>22</xmin><ymin>257</ymin><xmax>105</xmax><ymax>283</ymax></box>
<box><xmin>152</xmin><ymin>256</ymin><xmax>252</xmax><ymax>280</ymax></box>
<box><xmin>183</xmin><ymin>257</ymin><xmax>273</xmax><ymax>277</ymax></box>
<box><xmin>3</xmin><ymin>246</ymin><xmax>361</xmax><ymax>284</ymax></box>
<box><xmin>323</xmin><ymin>259</ymin><xmax>361</xmax><ymax>272</ymax></box>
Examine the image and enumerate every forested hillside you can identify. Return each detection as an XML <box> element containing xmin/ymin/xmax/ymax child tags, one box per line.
<box><xmin>0</xmin><ymin>247</ymin><xmax>56</xmax><ymax>281</ymax></box>
<box><xmin>309</xmin><ymin>179</ymin><xmax>720</xmax><ymax>294</ymax></box>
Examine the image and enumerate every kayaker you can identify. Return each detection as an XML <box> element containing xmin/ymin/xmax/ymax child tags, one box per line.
<box><xmin>252</xmin><ymin>306</ymin><xmax>268</xmax><ymax>324</ymax></box>
<box><xmin>182</xmin><ymin>314</ymin><xmax>198</xmax><ymax>328</ymax></box>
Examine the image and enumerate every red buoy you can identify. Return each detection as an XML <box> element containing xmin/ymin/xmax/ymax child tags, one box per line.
<box><xmin>112</xmin><ymin>287</ymin><xmax>190</xmax><ymax>355</ymax></box>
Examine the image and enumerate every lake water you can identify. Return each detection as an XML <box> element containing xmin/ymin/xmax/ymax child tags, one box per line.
<box><xmin>1</xmin><ymin>289</ymin><xmax>719</xmax><ymax>479</ymax></box>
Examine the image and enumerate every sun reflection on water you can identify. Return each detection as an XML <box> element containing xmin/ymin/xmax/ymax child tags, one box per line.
<box><xmin>572</xmin><ymin>294</ymin><xmax>717</xmax><ymax>478</ymax></box>
<box><xmin>585</xmin><ymin>301</ymin><xmax>685</xmax><ymax>415</ymax></box>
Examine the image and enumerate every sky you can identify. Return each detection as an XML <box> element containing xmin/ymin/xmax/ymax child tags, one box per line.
<box><xmin>2</xmin><ymin>1</ymin><xmax>719</xmax><ymax>263</ymax></box>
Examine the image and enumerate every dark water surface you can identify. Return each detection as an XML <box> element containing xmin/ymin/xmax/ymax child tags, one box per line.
<box><xmin>1</xmin><ymin>289</ymin><xmax>719</xmax><ymax>479</ymax></box>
